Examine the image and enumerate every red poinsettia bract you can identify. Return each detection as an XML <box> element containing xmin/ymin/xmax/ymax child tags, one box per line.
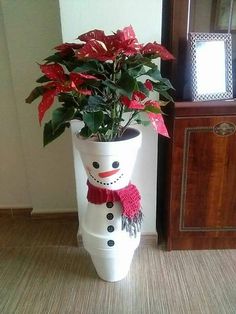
<box><xmin>120</xmin><ymin>79</ymin><xmax>156</xmax><ymax>109</ymax></box>
<box><xmin>140</xmin><ymin>42</ymin><xmax>175</xmax><ymax>60</ymax></box>
<box><xmin>120</xmin><ymin>91</ymin><xmax>146</xmax><ymax>110</ymax></box>
<box><xmin>148</xmin><ymin>112</ymin><xmax>169</xmax><ymax>137</ymax></box>
<box><xmin>120</xmin><ymin>80</ymin><xmax>169</xmax><ymax>137</ymax></box>
<box><xmin>111</xmin><ymin>25</ymin><xmax>141</xmax><ymax>56</ymax></box>
<box><xmin>76</xmin><ymin>25</ymin><xmax>141</xmax><ymax>61</ymax></box>
<box><xmin>38</xmin><ymin>64</ymin><xmax>98</xmax><ymax>124</ymax></box>
<box><xmin>54</xmin><ymin>43</ymin><xmax>84</xmax><ymax>56</ymax></box>
<box><xmin>76</xmin><ymin>26</ymin><xmax>174</xmax><ymax>62</ymax></box>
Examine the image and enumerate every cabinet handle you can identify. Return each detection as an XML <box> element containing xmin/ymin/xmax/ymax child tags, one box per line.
<box><xmin>213</xmin><ymin>122</ymin><xmax>236</xmax><ymax>136</ymax></box>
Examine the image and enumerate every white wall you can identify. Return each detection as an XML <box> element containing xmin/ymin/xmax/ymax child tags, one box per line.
<box><xmin>0</xmin><ymin>0</ymin><xmax>162</xmax><ymax>233</ymax></box>
<box><xmin>59</xmin><ymin>0</ymin><xmax>163</xmax><ymax>233</ymax></box>
<box><xmin>0</xmin><ymin>2</ymin><xmax>31</xmax><ymax>208</ymax></box>
<box><xmin>1</xmin><ymin>0</ymin><xmax>77</xmax><ymax>213</ymax></box>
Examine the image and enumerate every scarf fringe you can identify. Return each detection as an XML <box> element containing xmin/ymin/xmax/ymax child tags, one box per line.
<box><xmin>122</xmin><ymin>210</ymin><xmax>143</xmax><ymax>237</ymax></box>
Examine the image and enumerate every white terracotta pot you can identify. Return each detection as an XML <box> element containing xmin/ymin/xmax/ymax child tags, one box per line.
<box><xmin>71</xmin><ymin>123</ymin><xmax>142</xmax><ymax>282</ymax></box>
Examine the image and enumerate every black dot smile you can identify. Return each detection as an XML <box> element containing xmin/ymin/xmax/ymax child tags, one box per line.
<box><xmin>88</xmin><ymin>171</ymin><xmax>124</xmax><ymax>186</ymax></box>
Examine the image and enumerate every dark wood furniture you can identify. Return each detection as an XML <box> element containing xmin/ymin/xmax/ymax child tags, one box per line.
<box><xmin>158</xmin><ymin>101</ymin><xmax>236</xmax><ymax>250</ymax></box>
<box><xmin>158</xmin><ymin>0</ymin><xmax>236</xmax><ymax>249</ymax></box>
<box><xmin>161</xmin><ymin>0</ymin><xmax>190</xmax><ymax>100</ymax></box>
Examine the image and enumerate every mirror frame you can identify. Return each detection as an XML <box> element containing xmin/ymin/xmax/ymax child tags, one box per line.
<box><xmin>189</xmin><ymin>32</ymin><xmax>233</xmax><ymax>101</ymax></box>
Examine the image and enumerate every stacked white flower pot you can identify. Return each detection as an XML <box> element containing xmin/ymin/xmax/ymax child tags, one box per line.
<box><xmin>71</xmin><ymin>123</ymin><xmax>142</xmax><ymax>281</ymax></box>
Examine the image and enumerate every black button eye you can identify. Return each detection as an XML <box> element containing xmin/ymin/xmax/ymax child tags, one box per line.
<box><xmin>112</xmin><ymin>161</ymin><xmax>119</xmax><ymax>168</ymax></box>
<box><xmin>92</xmin><ymin>162</ymin><xmax>99</xmax><ymax>169</ymax></box>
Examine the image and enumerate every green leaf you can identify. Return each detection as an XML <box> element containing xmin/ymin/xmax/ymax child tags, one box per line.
<box><xmin>61</xmin><ymin>101</ymin><xmax>76</xmax><ymax>108</ymax></box>
<box><xmin>141</xmin><ymin>120</ymin><xmax>151</xmax><ymax>126</ymax></box>
<box><xmin>25</xmin><ymin>86</ymin><xmax>45</xmax><ymax>103</ymax></box>
<box><xmin>44</xmin><ymin>52</ymin><xmax>64</xmax><ymax>63</ymax></box>
<box><xmin>117</xmin><ymin>71</ymin><xmax>137</xmax><ymax>98</ymax></box>
<box><xmin>103</xmin><ymin>114</ymin><xmax>113</xmax><ymax>126</ymax></box>
<box><xmin>79</xmin><ymin>125</ymin><xmax>93</xmax><ymax>138</ymax></box>
<box><xmin>102</xmin><ymin>80</ymin><xmax>117</xmax><ymax>91</ymax></box>
<box><xmin>73</xmin><ymin>111</ymin><xmax>83</xmax><ymax>120</ymax></box>
<box><xmin>103</xmin><ymin>80</ymin><xmax>129</xmax><ymax>97</ymax></box>
<box><xmin>134</xmin><ymin>113</ymin><xmax>151</xmax><ymax>126</ymax></box>
<box><xmin>135</xmin><ymin>119</ymin><xmax>151</xmax><ymax>126</ymax></box>
<box><xmin>51</xmin><ymin>107</ymin><xmax>75</xmax><ymax>131</ymax></box>
<box><xmin>83</xmin><ymin>111</ymin><xmax>104</xmax><ymax>133</ymax></box>
<box><xmin>127</xmin><ymin>65</ymin><xmax>146</xmax><ymax>77</ymax></box>
<box><xmin>126</xmin><ymin>55</ymin><xmax>156</xmax><ymax>68</ymax></box>
<box><xmin>137</xmin><ymin>81</ymin><xmax>149</xmax><ymax>96</ymax></box>
<box><xmin>148</xmin><ymin>79</ymin><xmax>174</xmax><ymax>102</ymax></box>
<box><xmin>63</xmin><ymin>59</ymin><xmax>81</xmax><ymax>71</ymax></box>
<box><xmin>58</xmin><ymin>93</ymin><xmax>74</xmax><ymax>103</ymax></box>
<box><xmin>146</xmin><ymin>66</ymin><xmax>162</xmax><ymax>81</ymax></box>
<box><xmin>83</xmin><ymin>79</ymin><xmax>100</xmax><ymax>89</ymax></box>
<box><xmin>159</xmin><ymin>100</ymin><xmax>170</xmax><ymax>107</ymax></box>
<box><xmin>36</xmin><ymin>75</ymin><xmax>51</xmax><ymax>83</ymax></box>
<box><xmin>84</xmin><ymin>95</ymin><xmax>105</xmax><ymax>112</ymax></box>
<box><xmin>88</xmin><ymin>95</ymin><xmax>104</xmax><ymax>106</ymax></box>
<box><xmin>103</xmin><ymin>76</ymin><xmax>138</xmax><ymax>98</ymax></box>
<box><xmin>74</xmin><ymin>60</ymin><xmax>102</xmax><ymax>73</ymax></box>
<box><xmin>151</xmin><ymin>79</ymin><xmax>174</xmax><ymax>91</ymax></box>
<box><xmin>145</xmin><ymin>105</ymin><xmax>162</xmax><ymax>114</ymax></box>
<box><xmin>160</xmin><ymin>78</ymin><xmax>174</xmax><ymax>90</ymax></box>
<box><xmin>151</xmin><ymin>82</ymin><xmax>171</xmax><ymax>93</ymax></box>
<box><xmin>43</xmin><ymin>121</ymin><xmax>69</xmax><ymax>146</ymax></box>
<box><xmin>158</xmin><ymin>90</ymin><xmax>174</xmax><ymax>102</ymax></box>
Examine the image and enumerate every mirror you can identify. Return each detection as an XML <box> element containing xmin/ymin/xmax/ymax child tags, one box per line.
<box><xmin>189</xmin><ymin>32</ymin><xmax>233</xmax><ymax>101</ymax></box>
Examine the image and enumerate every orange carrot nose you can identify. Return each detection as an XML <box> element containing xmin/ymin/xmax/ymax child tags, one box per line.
<box><xmin>98</xmin><ymin>169</ymin><xmax>119</xmax><ymax>178</ymax></box>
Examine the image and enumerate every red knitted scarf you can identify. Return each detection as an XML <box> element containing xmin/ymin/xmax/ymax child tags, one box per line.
<box><xmin>87</xmin><ymin>181</ymin><xmax>143</xmax><ymax>236</ymax></box>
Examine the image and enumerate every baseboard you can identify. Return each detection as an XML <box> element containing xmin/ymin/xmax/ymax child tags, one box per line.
<box><xmin>31</xmin><ymin>208</ymin><xmax>77</xmax><ymax>214</ymax></box>
<box><xmin>31</xmin><ymin>212</ymin><xmax>78</xmax><ymax>220</ymax></box>
<box><xmin>0</xmin><ymin>208</ymin><xmax>78</xmax><ymax>221</ymax></box>
<box><xmin>140</xmin><ymin>233</ymin><xmax>158</xmax><ymax>247</ymax></box>
<box><xmin>0</xmin><ymin>207</ymin><xmax>32</xmax><ymax>218</ymax></box>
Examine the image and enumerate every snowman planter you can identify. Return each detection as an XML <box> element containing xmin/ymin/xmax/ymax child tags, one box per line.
<box><xmin>72</xmin><ymin>126</ymin><xmax>142</xmax><ymax>282</ymax></box>
<box><xmin>25</xmin><ymin>25</ymin><xmax>174</xmax><ymax>282</ymax></box>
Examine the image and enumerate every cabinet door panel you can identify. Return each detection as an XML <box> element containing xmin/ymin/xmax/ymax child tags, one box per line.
<box><xmin>171</xmin><ymin>116</ymin><xmax>236</xmax><ymax>237</ymax></box>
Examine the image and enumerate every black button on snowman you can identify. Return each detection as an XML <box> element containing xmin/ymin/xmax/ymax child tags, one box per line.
<box><xmin>106</xmin><ymin>202</ymin><xmax>114</xmax><ymax>208</ymax></box>
<box><xmin>107</xmin><ymin>240</ymin><xmax>115</xmax><ymax>247</ymax></box>
<box><xmin>107</xmin><ymin>225</ymin><xmax>114</xmax><ymax>232</ymax></box>
<box><xmin>106</xmin><ymin>213</ymin><xmax>114</xmax><ymax>220</ymax></box>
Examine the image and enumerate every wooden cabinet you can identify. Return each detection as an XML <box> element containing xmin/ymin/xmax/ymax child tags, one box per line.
<box><xmin>158</xmin><ymin>101</ymin><xmax>236</xmax><ymax>250</ymax></box>
<box><xmin>159</xmin><ymin>1</ymin><xmax>236</xmax><ymax>249</ymax></box>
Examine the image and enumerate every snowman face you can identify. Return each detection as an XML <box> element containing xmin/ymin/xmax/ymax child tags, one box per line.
<box><xmin>86</xmin><ymin>158</ymin><xmax>125</xmax><ymax>188</ymax></box>
<box><xmin>80</xmin><ymin>148</ymin><xmax>138</xmax><ymax>189</ymax></box>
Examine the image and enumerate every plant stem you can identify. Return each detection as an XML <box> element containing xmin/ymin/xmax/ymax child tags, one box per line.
<box><xmin>122</xmin><ymin>111</ymin><xmax>139</xmax><ymax>135</ymax></box>
<box><xmin>72</xmin><ymin>93</ymin><xmax>81</xmax><ymax>108</ymax></box>
<box><xmin>119</xmin><ymin>104</ymin><xmax>124</xmax><ymax>122</ymax></box>
<box><xmin>110</xmin><ymin>59</ymin><xmax>118</xmax><ymax>140</ymax></box>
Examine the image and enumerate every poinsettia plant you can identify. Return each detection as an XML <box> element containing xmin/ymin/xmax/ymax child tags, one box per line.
<box><xmin>26</xmin><ymin>25</ymin><xmax>174</xmax><ymax>145</ymax></box>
